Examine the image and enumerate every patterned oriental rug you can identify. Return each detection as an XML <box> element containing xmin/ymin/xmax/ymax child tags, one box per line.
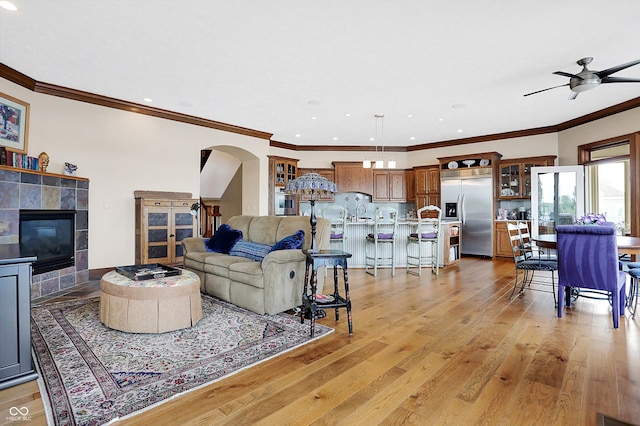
<box><xmin>31</xmin><ymin>294</ymin><xmax>332</xmax><ymax>425</ymax></box>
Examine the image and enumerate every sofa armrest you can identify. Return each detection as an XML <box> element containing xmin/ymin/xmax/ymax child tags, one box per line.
<box><xmin>262</xmin><ymin>249</ymin><xmax>306</xmax><ymax>265</ymax></box>
<box><xmin>182</xmin><ymin>237</ymin><xmax>208</xmax><ymax>255</ymax></box>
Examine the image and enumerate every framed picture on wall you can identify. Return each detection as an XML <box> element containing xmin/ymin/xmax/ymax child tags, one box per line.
<box><xmin>0</xmin><ymin>92</ymin><xmax>30</xmax><ymax>154</ymax></box>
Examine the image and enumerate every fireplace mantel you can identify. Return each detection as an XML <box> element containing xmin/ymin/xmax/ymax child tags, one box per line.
<box><xmin>0</xmin><ymin>164</ymin><xmax>89</xmax><ymax>182</ymax></box>
<box><xmin>0</xmin><ymin>166</ymin><xmax>89</xmax><ymax>299</ymax></box>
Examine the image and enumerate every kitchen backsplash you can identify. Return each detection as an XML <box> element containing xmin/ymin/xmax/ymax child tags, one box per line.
<box><xmin>299</xmin><ymin>192</ymin><xmax>415</xmax><ymax>219</ymax></box>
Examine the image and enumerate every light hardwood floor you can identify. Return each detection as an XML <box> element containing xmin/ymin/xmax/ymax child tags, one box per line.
<box><xmin>2</xmin><ymin>257</ymin><xmax>639</xmax><ymax>425</ymax></box>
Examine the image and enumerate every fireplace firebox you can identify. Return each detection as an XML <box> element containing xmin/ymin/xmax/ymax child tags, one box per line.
<box><xmin>19</xmin><ymin>210</ymin><xmax>76</xmax><ymax>275</ymax></box>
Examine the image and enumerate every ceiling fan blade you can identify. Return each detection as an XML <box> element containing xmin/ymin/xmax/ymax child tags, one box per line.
<box><xmin>553</xmin><ymin>71</ymin><xmax>582</xmax><ymax>79</ymax></box>
<box><xmin>596</xmin><ymin>58</ymin><xmax>640</xmax><ymax>78</ymax></box>
<box><xmin>601</xmin><ymin>76</ymin><xmax>640</xmax><ymax>84</ymax></box>
<box><xmin>568</xmin><ymin>91</ymin><xmax>579</xmax><ymax>100</ymax></box>
<box><xmin>523</xmin><ymin>83</ymin><xmax>569</xmax><ymax>97</ymax></box>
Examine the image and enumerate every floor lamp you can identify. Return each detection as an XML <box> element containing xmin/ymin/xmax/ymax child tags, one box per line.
<box><xmin>285</xmin><ymin>172</ymin><xmax>338</xmax><ymax>251</ymax></box>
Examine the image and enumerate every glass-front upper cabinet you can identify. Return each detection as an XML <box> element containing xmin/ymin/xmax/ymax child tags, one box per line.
<box><xmin>271</xmin><ymin>157</ymin><xmax>298</xmax><ymax>187</ymax></box>
<box><xmin>498</xmin><ymin>156</ymin><xmax>556</xmax><ymax>199</ymax></box>
<box><xmin>499</xmin><ymin>163</ymin><xmax>521</xmax><ymax>197</ymax></box>
<box><xmin>531</xmin><ymin>166</ymin><xmax>585</xmax><ymax>237</ymax></box>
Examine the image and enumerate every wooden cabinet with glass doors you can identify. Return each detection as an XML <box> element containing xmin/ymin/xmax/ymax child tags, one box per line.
<box><xmin>135</xmin><ymin>196</ymin><xmax>197</xmax><ymax>265</ymax></box>
<box><xmin>497</xmin><ymin>156</ymin><xmax>556</xmax><ymax>199</ymax></box>
<box><xmin>269</xmin><ymin>156</ymin><xmax>298</xmax><ymax>187</ymax></box>
<box><xmin>268</xmin><ymin>156</ymin><xmax>299</xmax><ymax>215</ymax></box>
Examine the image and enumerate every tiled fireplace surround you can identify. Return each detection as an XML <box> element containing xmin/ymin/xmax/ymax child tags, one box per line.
<box><xmin>0</xmin><ymin>168</ymin><xmax>89</xmax><ymax>299</ymax></box>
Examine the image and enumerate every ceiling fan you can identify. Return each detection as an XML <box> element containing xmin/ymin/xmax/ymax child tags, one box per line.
<box><xmin>524</xmin><ymin>57</ymin><xmax>640</xmax><ymax>100</ymax></box>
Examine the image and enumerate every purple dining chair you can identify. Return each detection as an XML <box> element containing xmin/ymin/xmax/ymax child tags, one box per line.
<box><xmin>556</xmin><ymin>224</ymin><xmax>626</xmax><ymax>328</ymax></box>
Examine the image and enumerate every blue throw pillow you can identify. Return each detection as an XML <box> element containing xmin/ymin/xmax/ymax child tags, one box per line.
<box><xmin>272</xmin><ymin>230</ymin><xmax>305</xmax><ymax>251</ymax></box>
<box><xmin>205</xmin><ymin>224</ymin><xmax>243</xmax><ymax>254</ymax></box>
<box><xmin>229</xmin><ymin>240</ymin><xmax>273</xmax><ymax>262</ymax></box>
<box><xmin>203</xmin><ymin>238</ymin><xmax>215</xmax><ymax>252</ymax></box>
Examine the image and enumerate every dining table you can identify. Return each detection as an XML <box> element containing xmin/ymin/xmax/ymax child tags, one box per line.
<box><xmin>533</xmin><ymin>234</ymin><xmax>640</xmax><ymax>255</ymax></box>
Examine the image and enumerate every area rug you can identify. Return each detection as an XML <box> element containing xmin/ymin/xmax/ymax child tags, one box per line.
<box><xmin>31</xmin><ymin>294</ymin><xmax>332</xmax><ymax>426</ymax></box>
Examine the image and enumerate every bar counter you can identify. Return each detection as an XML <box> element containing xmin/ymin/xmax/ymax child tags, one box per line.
<box><xmin>336</xmin><ymin>220</ymin><xmax>461</xmax><ymax>268</ymax></box>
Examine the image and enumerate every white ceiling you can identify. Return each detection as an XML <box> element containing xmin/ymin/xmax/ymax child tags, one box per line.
<box><xmin>2</xmin><ymin>1</ymin><xmax>640</xmax><ymax>147</ymax></box>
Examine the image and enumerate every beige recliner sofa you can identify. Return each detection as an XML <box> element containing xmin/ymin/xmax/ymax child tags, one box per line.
<box><xmin>182</xmin><ymin>215</ymin><xmax>330</xmax><ymax>315</ymax></box>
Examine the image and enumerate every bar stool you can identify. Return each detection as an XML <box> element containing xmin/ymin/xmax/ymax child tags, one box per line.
<box><xmin>406</xmin><ymin>205</ymin><xmax>441</xmax><ymax>276</ymax></box>
<box><xmin>323</xmin><ymin>205</ymin><xmax>348</xmax><ymax>252</ymax></box>
<box><xmin>365</xmin><ymin>206</ymin><xmax>398</xmax><ymax>276</ymax></box>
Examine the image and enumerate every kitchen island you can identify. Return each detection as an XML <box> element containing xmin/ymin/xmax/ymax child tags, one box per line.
<box><xmin>336</xmin><ymin>220</ymin><xmax>461</xmax><ymax>269</ymax></box>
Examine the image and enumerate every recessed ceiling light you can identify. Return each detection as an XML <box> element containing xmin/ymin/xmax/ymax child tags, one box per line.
<box><xmin>407</xmin><ymin>114</ymin><xmax>413</xmax><ymax>118</ymax></box>
<box><xmin>332</xmin><ymin>137</ymin><xmax>339</xmax><ymax>141</ymax></box>
<box><xmin>369</xmin><ymin>137</ymin><xmax>375</xmax><ymax>141</ymax></box>
<box><xmin>437</xmin><ymin>118</ymin><xmax>445</xmax><ymax>122</ymax></box>
<box><xmin>345</xmin><ymin>113</ymin><xmax>351</xmax><ymax>117</ymax></box>
<box><xmin>0</xmin><ymin>1</ymin><xmax>17</xmax><ymax>11</ymax></box>
<box><xmin>410</xmin><ymin>136</ymin><xmax>416</xmax><ymax>140</ymax></box>
<box><xmin>143</xmin><ymin>98</ymin><xmax>153</xmax><ymax>102</ymax></box>
<box><xmin>311</xmin><ymin>116</ymin><xmax>317</xmax><ymax>120</ymax></box>
<box><xmin>457</xmin><ymin>129</ymin><xmax>464</xmax><ymax>133</ymax></box>
<box><xmin>295</xmin><ymin>134</ymin><xmax>301</xmax><ymax>138</ymax></box>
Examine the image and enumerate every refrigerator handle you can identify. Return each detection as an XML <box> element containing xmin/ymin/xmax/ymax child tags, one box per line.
<box><xmin>459</xmin><ymin>193</ymin><xmax>465</xmax><ymax>224</ymax></box>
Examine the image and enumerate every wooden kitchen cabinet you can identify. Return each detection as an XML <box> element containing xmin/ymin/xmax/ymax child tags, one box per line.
<box><xmin>440</xmin><ymin>222</ymin><xmax>461</xmax><ymax>266</ymax></box>
<box><xmin>494</xmin><ymin>221</ymin><xmax>514</xmax><ymax>257</ymax></box>
<box><xmin>333</xmin><ymin>162</ymin><xmax>373</xmax><ymax>195</ymax></box>
<box><xmin>135</xmin><ymin>197</ymin><xmax>197</xmax><ymax>265</ymax></box>
<box><xmin>428</xmin><ymin>167</ymin><xmax>440</xmax><ymax>193</ymax></box>
<box><xmin>268</xmin><ymin>156</ymin><xmax>299</xmax><ymax>215</ymax></box>
<box><xmin>497</xmin><ymin>156</ymin><xmax>555</xmax><ymax>199</ymax></box>
<box><xmin>298</xmin><ymin>168</ymin><xmax>335</xmax><ymax>202</ymax></box>
<box><xmin>414</xmin><ymin>165</ymin><xmax>440</xmax><ymax>209</ymax></box>
<box><xmin>269</xmin><ymin>156</ymin><xmax>298</xmax><ymax>187</ymax></box>
<box><xmin>373</xmin><ymin>170</ymin><xmax>406</xmax><ymax>201</ymax></box>
<box><xmin>405</xmin><ymin>169</ymin><xmax>416</xmax><ymax>202</ymax></box>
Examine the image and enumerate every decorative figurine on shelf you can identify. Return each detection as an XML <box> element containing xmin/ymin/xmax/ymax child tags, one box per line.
<box><xmin>64</xmin><ymin>162</ymin><xmax>77</xmax><ymax>176</ymax></box>
<box><xmin>38</xmin><ymin>152</ymin><xmax>49</xmax><ymax>172</ymax></box>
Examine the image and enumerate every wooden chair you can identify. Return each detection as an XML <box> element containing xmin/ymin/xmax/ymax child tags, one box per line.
<box><xmin>507</xmin><ymin>221</ymin><xmax>558</xmax><ymax>304</ymax></box>
<box><xmin>406</xmin><ymin>205</ymin><xmax>441</xmax><ymax>276</ymax></box>
<box><xmin>365</xmin><ymin>207</ymin><xmax>398</xmax><ymax>277</ymax></box>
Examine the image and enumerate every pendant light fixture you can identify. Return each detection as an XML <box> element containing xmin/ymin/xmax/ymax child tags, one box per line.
<box><xmin>363</xmin><ymin>114</ymin><xmax>395</xmax><ymax>169</ymax></box>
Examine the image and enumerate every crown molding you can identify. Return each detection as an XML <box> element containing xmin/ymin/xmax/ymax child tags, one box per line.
<box><xmin>0</xmin><ymin>63</ymin><xmax>272</xmax><ymax>140</ymax></box>
<box><xmin>3</xmin><ymin>63</ymin><xmax>640</xmax><ymax>151</ymax></box>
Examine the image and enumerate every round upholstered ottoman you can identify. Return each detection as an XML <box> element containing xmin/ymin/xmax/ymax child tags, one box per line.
<box><xmin>100</xmin><ymin>269</ymin><xmax>202</xmax><ymax>333</ymax></box>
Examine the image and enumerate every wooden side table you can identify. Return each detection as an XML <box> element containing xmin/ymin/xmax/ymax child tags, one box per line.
<box><xmin>301</xmin><ymin>249</ymin><xmax>353</xmax><ymax>337</ymax></box>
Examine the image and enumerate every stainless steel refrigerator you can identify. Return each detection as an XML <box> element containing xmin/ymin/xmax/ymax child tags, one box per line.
<box><xmin>440</xmin><ymin>168</ymin><xmax>493</xmax><ymax>257</ymax></box>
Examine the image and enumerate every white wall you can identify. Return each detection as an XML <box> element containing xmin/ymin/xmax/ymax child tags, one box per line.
<box><xmin>1</xmin><ymin>78</ymin><xmax>268</xmax><ymax>269</ymax></box>
<box><xmin>558</xmin><ymin>106</ymin><xmax>640</xmax><ymax>165</ymax></box>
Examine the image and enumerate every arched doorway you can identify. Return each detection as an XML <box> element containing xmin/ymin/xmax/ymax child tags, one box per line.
<box><xmin>199</xmin><ymin>145</ymin><xmax>262</xmax><ymax>235</ymax></box>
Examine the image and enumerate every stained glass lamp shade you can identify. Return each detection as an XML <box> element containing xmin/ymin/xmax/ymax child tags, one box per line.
<box><xmin>285</xmin><ymin>172</ymin><xmax>338</xmax><ymax>251</ymax></box>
